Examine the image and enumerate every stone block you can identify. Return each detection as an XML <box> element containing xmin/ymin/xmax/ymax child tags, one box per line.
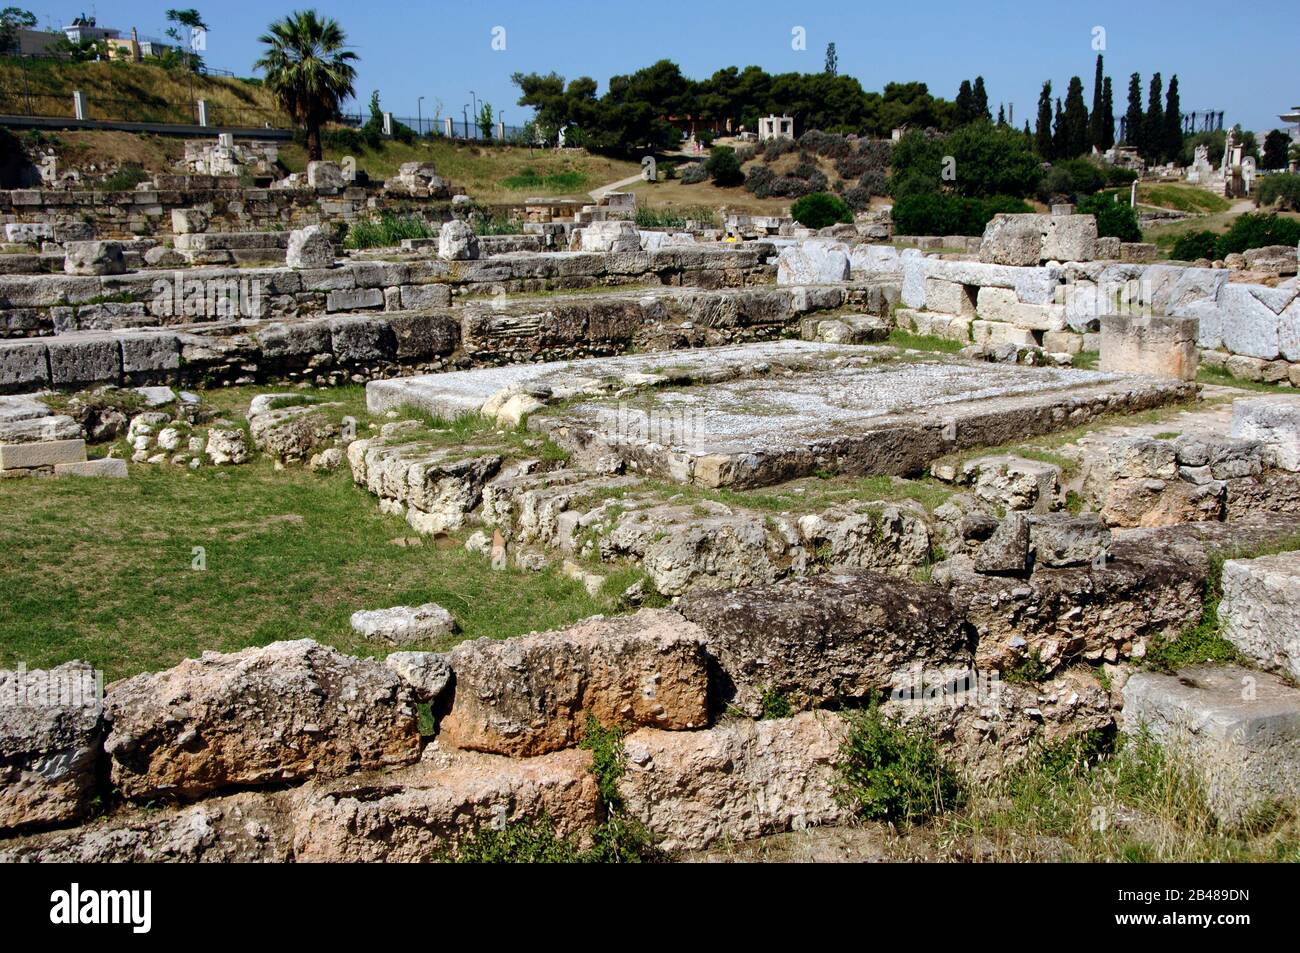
<box><xmin>326</xmin><ymin>287</ymin><xmax>384</xmax><ymax>312</ymax></box>
<box><xmin>1219</xmin><ymin>285</ymin><xmax>1281</xmax><ymax>361</ymax></box>
<box><xmin>330</xmin><ymin>315</ymin><xmax>396</xmax><ymax>363</ymax></box>
<box><xmin>0</xmin><ymin>439</ymin><xmax>86</xmax><ymax>470</ymax></box>
<box><xmin>286</xmin><ymin>225</ymin><xmax>335</xmax><ymax>270</ymax></box>
<box><xmin>0</xmin><ymin>661</ymin><xmax>103</xmax><ymax>832</ymax></box>
<box><xmin>979</xmin><ymin>214</ymin><xmax>1048</xmax><ymax>265</ymax></box>
<box><xmin>1099</xmin><ymin>313</ymin><xmax>1198</xmax><ymax>380</ymax></box>
<box><xmin>976</xmin><ymin>286</ymin><xmax>1065</xmax><ymax>331</ymax></box>
<box><xmin>0</xmin><ymin>341</ymin><xmax>49</xmax><ymax>390</ymax></box>
<box><xmin>54</xmin><ymin>458</ymin><xmax>128</xmax><ymax>478</ymax></box>
<box><xmin>1122</xmin><ymin>665</ymin><xmax>1300</xmax><ymax>825</ymax></box>
<box><xmin>1220</xmin><ymin>551</ymin><xmax>1300</xmax><ymax>680</ymax></box>
<box><xmin>64</xmin><ymin>241</ymin><xmax>125</xmax><ymax>276</ymax></box>
<box><xmin>678</xmin><ymin>571</ymin><xmax>970</xmax><ymax>717</ymax></box>
<box><xmin>118</xmin><ymin>333</ymin><xmax>181</xmax><ymax>376</ymax></box>
<box><xmin>438</xmin><ymin>609</ymin><xmax>710</xmax><ymax>757</ymax></box>
<box><xmin>776</xmin><ymin>239</ymin><xmax>850</xmax><ymax>285</ymax></box>
<box><xmin>1231</xmin><ymin>398</ymin><xmax>1300</xmax><ymax>472</ymax></box>
<box><xmin>47</xmin><ymin>337</ymin><xmax>121</xmax><ymax>387</ymax></box>
<box><xmin>1042</xmin><ymin>214</ymin><xmax>1098</xmax><ymax>262</ymax></box>
<box><xmin>924</xmin><ymin>278</ymin><xmax>976</xmax><ymax>317</ymax></box>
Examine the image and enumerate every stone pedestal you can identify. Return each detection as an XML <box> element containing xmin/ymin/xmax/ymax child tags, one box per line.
<box><xmin>1099</xmin><ymin>314</ymin><xmax>1199</xmax><ymax>380</ymax></box>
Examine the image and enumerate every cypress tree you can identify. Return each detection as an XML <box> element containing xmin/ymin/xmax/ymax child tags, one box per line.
<box><xmin>972</xmin><ymin>76</ymin><xmax>990</xmax><ymax>121</ymax></box>
<box><xmin>1053</xmin><ymin>98</ymin><xmax>1067</xmax><ymax>159</ymax></box>
<box><xmin>997</xmin><ymin>103</ymin><xmax>1005</xmax><ymax>126</ymax></box>
<box><xmin>1123</xmin><ymin>72</ymin><xmax>1143</xmax><ymax>151</ymax></box>
<box><xmin>1101</xmin><ymin>76</ymin><xmax>1115</xmax><ymax>150</ymax></box>
<box><xmin>1163</xmin><ymin>74</ymin><xmax>1182</xmax><ymax>164</ymax></box>
<box><xmin>1064</xmin><ymin>75</ymin><xmax>1089</xmax><ymax>158</ymax></box>
<box><xmin>1145</xmin><ymin>72</ymin><xmax>1164</xmax><ymax>162</ymax></box>
<box><xmin>1035</xmin><ymin>81</ymin><xmax>1053</xmax><ymax>158</ymax></box>
<box><xmin>955</xmin><ymin>79</ymin><xmax>974</xmax><ymax>126</ymax></box>
<box><xmin>1088</xmin><ymin>54</ymin><xmax>1104</xmax><ymax>150</ymax></box>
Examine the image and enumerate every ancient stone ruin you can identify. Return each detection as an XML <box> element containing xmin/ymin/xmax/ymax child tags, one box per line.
<box><xmin>2</xmin><ymin>139</ymin><xmax>1300</xmax><ymax>864</ymax></box>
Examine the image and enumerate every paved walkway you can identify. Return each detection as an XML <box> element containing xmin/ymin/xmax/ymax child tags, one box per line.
<box><xmin>588</xmin><ymin>172</ymin><xmax>645</xmax><ymax>202</ymax></box>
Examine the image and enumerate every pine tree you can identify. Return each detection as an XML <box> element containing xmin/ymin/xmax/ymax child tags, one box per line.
<box><xmin>955</xmin><ymin>79</ymin><xmax>974</xmax><ymax>126</ymax></box>
<box><xmin>1035</xmin><ymin>80</ymin><xmax>1053</xmax><ymax>158</ymax></box>
<box><xmin>972</xmin><ymin>76</ymin><xmax>990</xmax><ymax>121</ymax></box>
<box><xmin>1064</xmin><ymin>75</ymin><xmax>1089</xmax><ymax>158</ymax></box>
<box><xmin>1123</xmin><ymin>72</ymin><xmax>1143</xmax><ymax>151</ymax></box>
<box><xmin>1163</xmin><ymin>74</ymin><xmax>1182</xmax><ymax>165</ymax></box>
<box><xmin>1145</xmin><ymin>72</ymin><xmax>1164</xmax><ymax>162</ymax></box>
<box><xmin>1101</xmin><ymin>76</ymin><xmax>1115</xmax><ymax>150</ymax></box>
<box><xmin>1088</xmin><ymin>54</ymin><xmax>1104</xmax><ymax>150</ymax></box>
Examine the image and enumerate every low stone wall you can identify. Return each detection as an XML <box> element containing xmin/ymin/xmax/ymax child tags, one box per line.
<box><xmin>4</xmin><ymin>515</ymin><xmax>1295</xmax><ymax>859</ymax></box>
<box><xmin>886</xmin><ymin>250</ymin><xmax>1300</xmax><ymax>380</ymax></box>
<box><xmin>0</xmin><ymin>242</ymin><xmax>776</xmax><ymax>337</ymax></box>
<box><xmin>0</xmin><ymin>279</ymin><xmax>860</xmax><ymax>392</ymax></box>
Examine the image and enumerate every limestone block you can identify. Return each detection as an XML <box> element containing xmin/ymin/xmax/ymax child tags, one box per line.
<box><xmin>1231</xmin><ymin>398</ymin><xmax>1300</xmax><ymax>472</ymax></box>
<box><xmin>0</xmin><ymin>439</ymin><xmax>86</xmax><ymax>470</ymax></box>
<box><xmin>1099</xmin><ymin>314</ymin><xmax>1198</xmax><ymax>380</ymax></box>
<box><xmin>1122</xmin><ymin>665</ymin><xmax>1300</xmax><ymax>824</ymax></box>
<box><xmin>1220</xmin><ymin>552</ymin><xmax>1300</xmax><ymax>680</ymax></box>
<box><xmin>924</xmin><ymin>278</ymin><xmax>976</xmax><ymax>316</ymax></box>
<box><xmin>54</xmin><ymin>458</ymin><xmax>127</xmax><ymax>478</ymax></box>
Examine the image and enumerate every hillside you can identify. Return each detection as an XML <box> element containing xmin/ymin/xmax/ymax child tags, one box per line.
<box><xmin>0</xmin><ymin>57</ymin><xmax>284</xmax><ymax>126</ymax></box>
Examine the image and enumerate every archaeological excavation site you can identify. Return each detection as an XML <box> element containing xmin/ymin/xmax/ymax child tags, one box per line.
<box><xmin>0</xmin><ymin>6</ymin><xmax>1297</xmax><ymax>884</ymax></box>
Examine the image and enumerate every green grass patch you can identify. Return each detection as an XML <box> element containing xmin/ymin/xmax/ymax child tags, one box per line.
<box><xmin>887</xmin><ymin>328</ymin><xmax>965</xmax><ymax>354</ymax></box>
<box><xmin>0</xmin><ymin>391</ymin><xmax>624</xmax><ymax>679</ymax></box>
<box><xmin>1197</xmin><ymin>364</ymin><xmax>1296</xmax><ymax>394</ymax></box>
<box><xmin>344</xmin><ymin>215</ymin><xmax>436</xmax><ymax>250</ymax></box>
<box><xmin>1071</xmin><ymin>350</ymin><xmax>1099</xmax><ymax>370</ymax></box>
<box><xmin>500</xmin><ymin>168</ymin><xmax>588</xmax><ymax>191</ymax></box>
<box><xmin>1136</xmin><ymin>184</ymin><xmax>1231</xmax><ymax>215</ymax></box>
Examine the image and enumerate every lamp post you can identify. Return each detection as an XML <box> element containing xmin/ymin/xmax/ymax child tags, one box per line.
<box><xmin>462</xmin><ymin>105</ymin><xmax>470</xmax><ymax>140</ymax></box>
<box><xmin>417</xmin><ymin>96</ymin><xmax>424</xmax><ymax>137</ymax></box>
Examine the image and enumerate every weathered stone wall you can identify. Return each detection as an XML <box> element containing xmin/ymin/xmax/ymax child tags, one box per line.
<box><xmin>0</xmin><ymin>274</ymin><xmax>859</xmax><ymax>393</ymax></box>
<box><xmin>5</xmin><ymin>515</ymin><xmax>1296</xmax><ymax>859</ymax></box>
<box><xmin>880</xmin><ymin>248</ymin><xmax>1300</xmax><ymax>380</ymax></box>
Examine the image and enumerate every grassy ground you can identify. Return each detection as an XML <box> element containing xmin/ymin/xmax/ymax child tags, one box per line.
<box><xmin>1134</xmin><ymin>183</ymin><xmax>1232</xmax><ymax>214</ymax></box>
<box><xmin>278</xmin><ymin>138</ymin><xmax>640</xmax><ymax>203</ymax></box>
<box><xmin>0</xmin><ymin>384</ymin><xmax>617</xmax><ymax>681</ymax></box>
<box><xmin>0</xmin><ymin>57</ymin><xmax>281</xmax><ymax>126</ymax></box>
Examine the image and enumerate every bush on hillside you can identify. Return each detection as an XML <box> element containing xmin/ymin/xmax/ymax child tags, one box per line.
<box><xmin>1170</xmin><ymin>230</ymin><xmax>1219</xmax><ymax>261</ymax></box>
<box><xmin>791</xmin><ymin>191</ymin><xmax>853</xmax><ymax>228</ymax></box>
<box><xmin>892</xmin><ymin>193</ymin><xmax>1032</xmax><ymax>237</ymax></box>
<box><xmin>704</xmin><ymin>145</ymin><xmax>743</xmax><ymax>186</ymax></box>
<box><xmin>1076</xmin><ymin>193</ymin><xmax>1142</xmax><ymax>242</ymax></box>
<box><xmin>1037</xmin><ymin>158</ymin><xmax>1106</xmax><ymax>203</ymax></box>
<box><xmin>1215</xmin><ymin>213</ymin><xmax>1300</xmax><ymax>255</ymax></box>
<box><xmin>1256</xmin><ymin>174</ymin><xmax>1300</xmax><ymax>212</ymax></box>
<box><xmin>680</xmin><ymin>161</ymin><xmax>708</xmax><ymax>184</ymax></box>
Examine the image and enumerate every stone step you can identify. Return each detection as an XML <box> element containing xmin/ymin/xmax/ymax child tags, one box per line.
<box><xmin>54</xmin><ymin>458</ymin><xmax>128</xmax><ymax>479</ymax></box>
<box><xmin>0</xmin><ymin>438</ymin><xmax>86</xmax><ymax>471</ymax></box>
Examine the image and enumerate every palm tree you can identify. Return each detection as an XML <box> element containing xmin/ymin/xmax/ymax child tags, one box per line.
<box><xmin>254</xmin><ymin>11</ymin><xmax>357</xmax><ymax>161</ymax></box>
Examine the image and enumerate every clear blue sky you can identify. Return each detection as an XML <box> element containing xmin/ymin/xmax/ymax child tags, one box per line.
<box><xmin>24</xmin><ymin>0</ymin><xmax>1297</xmax><ymax>133</ymax></box>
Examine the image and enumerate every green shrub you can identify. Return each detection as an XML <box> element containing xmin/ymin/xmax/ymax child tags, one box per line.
<box><xmin>344</xmin><ymin>214</ymin><xmax>435</xmax><ymax>249</ymax></box>
<box><xmin>1104</xmin><ymin>165</ymin><xmax>1139</xmax><ymax>187</ymax></box>
<box><xmin>1216</xmin><ymin>212</ymin><xmax>1300</xmax><ymax>254</ymax></box>
<box><xmin>100</xmin><ymin>163</ymin><xmax>149</xmax><ymax>192</ymax></box>
<box><xmin>892</xmin><ymin>192</ymin><xmax>1032</xmax><ymax>236</ymax></box>
<box><xmin>1037</xmin><ymin>158</ymin><xmax>1106</xmax><ymax>203</ymax></box>
<box><xmin>1171</xmin><ymin>230</ymin><xmax>1220</xmax><ymax>261</ymax></box>
<box><xmin>680</xmin><ymin>161</ymin><xmax>708</xmax><ymax>185</ymax></box>
<box><xmin>704</xmin><ymin>146</ymin><xmax>743</xmax><ymax>187</ymax></box>
<box><xmin>1255</xmin><ymin>174</ymin><xmax>1300</xmax><ymax>212</ymax></box>
<box><xmin>1076</xmin><ymin>194</ymin><xmax>1141</xmax><ymax>242</ymax></box>
<box><xmin>452</xmin><ymin>817</ymin><xmax>584</xmax><ymax>863</ymax></box>
<box><xmin>835</xmin><ymin>702</ymin><xmax>962</xmax><ymax>823</ymax></box>
<box><xmin>790</xmin><ymin>191</ymin><xmax>853</xmax><ymax>228</ymax></box>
